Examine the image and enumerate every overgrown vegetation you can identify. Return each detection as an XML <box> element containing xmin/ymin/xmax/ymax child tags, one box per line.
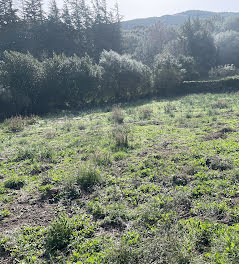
<box><xmin>1</xmin><ymin>1</ymin><xmax>239</xmax><ymax>263</ymax></box>
<box><xmin>2</xmin><ymin>2</ymin><xmax>239</xmax><ymax>118</ymax></box>
<box><xmin>0</xmin><ymin>92</ymin><xmax>239</xmax><ymax>263</ymax></box>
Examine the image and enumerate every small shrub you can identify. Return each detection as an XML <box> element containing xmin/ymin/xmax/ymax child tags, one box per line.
<box><xmin>38</xmin><ymin>184</ymin><xmax>55</xmax><ymax>199</ymax></box>
<box><xmin>46</xmin><ymin>214</ymin><xmax>73</xmax><ymax>251</ymax></box>
<box><xmin>62</xmin><ymin>121</ymin><xmax>72</xmax><ymax>132</ymax></box>
<box><xmin>92</xmin><ymin>151</ymin><xmax>112</xmax><ymax>166</ymax></box>
<box><xmin>211</xmin><ymin>100</ymin><xmax>229</xmax><ymax>109</ymax></box>
<box><xmin>63</xmin><ymin>174</ymin><xmax>81</xmax><ymax>199</ymax></box>
<box><xmin>139</xmin><ymin>106</ymin><xmax>153</xmax><ymax>120</ymax></box>
<box><xmin>164</xmin><ymin>103</ymin><xmax>177</xmax><ymax>114</ymax></box>
<box><xmin>45</xmin><ymin>130</ymin><xmax>57</xmax><ymax>139</ymax></box>
<box><xmin>25</xmin><ymin>115</ymin><xmax>38</xmax><ymax>125</ymax></box>
<box><xmin>16</xmin><ymin>145</ymin><xmax>54</xmax><ymax>162</ymax></box>
<box><xmin>78</xmin><ymin>123</ymin><xmax>86</xmax><ymax>130</ymax></box>
<box><xmin>112</xmin><ymin>106</ymin><xmax>124</xmax><ymax>124</ymax></box>
<box><xmin>206</xmin><ymin>156</ymin><xmax>233</xmax><ymax>171</ymax></box>
<box><xmin>0</xmin><ymin>209</ymin><xmax>10</xmax><ymax>220</ymax></box>
<box><xmin>112</xmin><ymin>126</ymin><xmax>130</xmax><ymax>149</ymax></box>
<box><xmin>87</xmin><ymin>200</ymin><xmax>106</xmax><ymax>219</ymax></box>
<box><xmin>114</xmin><ymin>151</ymin><xmax>128</xmax><ymax>161</ymax></box>
<box><xmin>209</xmin><ymin>64</ymin><xmax>238</xmax><ymax>79</ymax></box>
<box><xmin>4</xmin><ymin>176</ymin><xmax>25</xmax><ymax>189</ymax></box>
<box><xmin>185</xmin><ymin>113</ymin><xmax>192</xmax><ymax>119</ymax></box>
<box><xmin>4</xmin><ymin>116</ymin><xmax>25</xmax><ymax>132</ymax></box>
<box><xmin>75</xmin><ymin>165</ymin><xmax>101</xmax><ymax>191</ymax></box>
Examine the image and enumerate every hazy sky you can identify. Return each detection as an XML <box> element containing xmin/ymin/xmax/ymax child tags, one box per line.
<box><xmin>48</xmin><ymin>0</ymin><xmax>239</xmax><ymax>20</ymax></box>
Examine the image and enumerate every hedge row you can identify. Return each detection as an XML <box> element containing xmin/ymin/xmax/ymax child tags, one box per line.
<box><xmin>180</xmin><ymin>76</ymin><xmax>239</xmax><ymax>95</ymax></box>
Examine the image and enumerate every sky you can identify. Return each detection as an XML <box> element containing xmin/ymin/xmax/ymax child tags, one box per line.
<box><xmin>48</xmin><ymin>0</ymin><xmax>239</xmax><ymax>21</ymax></box>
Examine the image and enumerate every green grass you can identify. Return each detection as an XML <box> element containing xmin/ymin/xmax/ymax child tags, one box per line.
<box><xmin>0</xmin><ymin>92</ymin><xmax>239</xmax><ymax>263</ymax></box>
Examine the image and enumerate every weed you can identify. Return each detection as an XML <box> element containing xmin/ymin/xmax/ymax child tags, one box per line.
<box><xmin>4</xmin><ymin>176</ymin><xmax>25</xmax><ymax>189</ymax></box>
<box><xmin>206</xmin><ymin>156</ymin><xmax>233</xmax><ymax>171</ymax></box>
<box><xmin>139</xmin><ymin>106</ymin><xmax>153</xmax><ymax>120</ymax></box>
<box><xmin>112</xmin><ymin>106</ymin><xmax>124</xmax><ymax>124</ymax></box>
<box><xmin>63</xmin><ymin>174</ymin><xmax>81</xmax><ymax>199</ymax></box>
<box><xmin>73</xmin><ymin>164</ymin><xmax>101</xmax><ymax>191</ymax></box>
<box><xmin>92</xmin><ymin>150</ymin><xmax>112</xmax><ymax>166</ymax></box>
<box><xmin>0</xmin><ymin>209</ymin><xmax>10</xmax><ymax>220</ymax></box>
<box><xmin>16</xmin><ymin>145</ymin><xmax>54</xmax><ymax>162</ymax></box>
<box><xmin>78</xmin><ymin>123</ymin><xmax>86</xmax><ymax>130</ymax></box>
<box><xmin>112</xmin><ymin>125</ymin><xmax>130</xmax><ymax>149</ymax></box>
<box><xmin>87</xmin><ymin>200</ymin><xmax>106</xmax><ymax>219</ymax></box>
<box><xmin>4</xmin><ymin>116</ymin><xmax>25</xmax><ymax>132</ymax></box>
<box><xmin>164</xmin><ymin>103</ymin><xmax>177</xmax><ymax>114</ymax></box>
<box><xmin>46</xmin><ymin>214</ymin><xmax>73</xmax><ymax>251</ymax></box>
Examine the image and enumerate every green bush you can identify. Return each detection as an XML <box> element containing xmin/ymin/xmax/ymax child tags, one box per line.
<box><xmin>42</xmin><ymin>54</ymin><xmax>102</xmax><ymax>110</ymax></box>
<box><xmin>4</xmin><ymin>176</ymin><xmax>25</xmax><ymax>189</ymax></box>
<box><xmin>46</xmin><ymin>214</ymin><xmax>73</xmax><ymax>251</ymax></box>
<box><xmin>111</xmin><ymin>105</ymin><xmax>124</xmax><ymax>124</ymax></box>
<box><xmin>99</xmin><ymin>50</ymin><xmax>152</xmax><ymax>102</ymax></box>
<box><xmin>112</xmin><ymin>126</ymin><xmax>130</xmax><ymax>149</ymax></box>
<box><xmin>153</xmin><ymin>53</ymin><xmax>185</xmax><ymax>96</ymax></box>
<box><xmin>74</xmin><ymin>165</ymin><xmax>101</xmax><ymax>191</ymax></box>
<box><xmin>139</xmin><ymin>106</ymin><xmax>153</xmax><ymax>120</ymax></box>
<box><xmin>4</xmin><ymin>116</ymin><xmax>25</xmax><ymax>132</ymax></box>
<box><xmin>0</xmin><ymin>51</ymin><xmax>44</xmax><ymax>115</ymax></box>
<box><xmin>181</xmin><ymin>76</ymin><xmax>239</xmax><ymax>95</ymax></box>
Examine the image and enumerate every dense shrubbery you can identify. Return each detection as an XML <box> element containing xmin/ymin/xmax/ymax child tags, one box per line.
<box><xmin>0</xmin><ymin>50</ymin><xmax>154</xmax><ymax>118</ymax></box>
<box><xmin>0</xmin><ymin>51</ymin><xmax>44</xmax><ymax>116</ymax></box>
<box><xmin>99</xmin><ymin>50</ymin><xmax>152</xmax><ymax>102</ymax></box>
<box><xmin>1</xmin><ymin>49</ymin><xmax>239</xmax><ymax>119</ymax></box>
<box><xmin>181</xmin><ymin>76</ymin><xmax>239</xmax><ymax>95</ymax></box>
<box><xmin>153</xmin><ymin>53</ymin><xmax>186</xmax><ymax>96</ymax></box>
<box><xmin>209</xmin><ymin>64</ymin><xmax>238</xmax><ymax>79</ymax></box>
<box><xmin>42</xmin><ymin>54</ymin><xmax>102</xmax><ymax>111</ymax></box>
<box><xmin>215</xmin><ymin>30</ymin><xmax>239</xmax><ymax>67</ymax></box>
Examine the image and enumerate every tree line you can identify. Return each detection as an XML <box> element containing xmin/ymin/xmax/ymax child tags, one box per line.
<box><xmin>1</xmin><ymin>1</ymin><xmax>239</xmax><ymax>118</ymax></box>
<box><xmin>0</xmin><ymin>0</ymin><xmax>121</xmax><ymax>60</ymax></box>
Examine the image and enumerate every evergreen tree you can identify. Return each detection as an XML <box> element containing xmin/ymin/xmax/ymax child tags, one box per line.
<box><xmin>48</xmin><ymin>0</ymin><xmax>60</xmax><ymax>22</ymax></box>
<box><xmin>0</xmin><ymin>0</ymin><xmax>18</xmax><ymax>27</ymax></box>
<box><xmin>180</xmin><ymin>18</ymin><xmax>216</xmax><ymax>77</ymax></box>
<box><xmin>24</xmin><ymin>0</ymin><xmax>44</xmax><ymax>22</ymax></box>
<box><xmin>61</xmin><ymin>0</ymin><xmax>72</xmax><ymax>27</ymax></box>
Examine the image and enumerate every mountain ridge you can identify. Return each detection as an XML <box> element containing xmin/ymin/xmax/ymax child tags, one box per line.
<box><xmin>121</xmin><ymin>10</ymin><xmax>239</xmax><ymax>29</ymax></box>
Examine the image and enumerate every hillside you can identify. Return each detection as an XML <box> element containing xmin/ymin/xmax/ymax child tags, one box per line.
<box><xmin>1</xmin><ymin>92</ymin><xmax>239</xmax><ymax>263</ymax></box>
<box><xmin>122</xmin><ymin>10</ymin><xmax>239</xmax><ymax>29</ymax></box>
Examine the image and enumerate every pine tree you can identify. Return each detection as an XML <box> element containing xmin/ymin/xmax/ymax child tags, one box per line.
<box><xmin>48</xmin><ymin>0</ymin><xmax>60</xmax><ymax>22</ymax></box>
<box><xmin>61</xmin><ymin>0</ymin><xmax>71</xmax><ymax>27</ymax></box>
<box><xmin>23</xmin><ymin>0</ymin><xmax>44</xmax><ymax>22</ymax></box>
<box><xmin>0</xmin><ymin>0</ymin><xmax>18</xmax><ymax>27</ymax></box>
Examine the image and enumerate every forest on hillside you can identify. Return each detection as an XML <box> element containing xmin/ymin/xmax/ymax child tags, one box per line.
<box><xmin>1</xmin><ymin>0</ymin><xmax>239</xmax><ymax>118</ymax></box>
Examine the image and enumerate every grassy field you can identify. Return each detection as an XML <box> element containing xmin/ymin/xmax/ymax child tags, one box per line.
<box><xmin>1</xmin><ymin>92</ymin><xmax>239</xmax><ymax>263</ymax></box>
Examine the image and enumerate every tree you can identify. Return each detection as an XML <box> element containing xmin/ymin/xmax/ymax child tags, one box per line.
<box><xmin>153</xmin><ymin>53</ymin><xmax>186</xmax><ymax>96</ymax></box>
<box><xmin>0</xmin><ymin>51</ymin><xmax>44</xmax><ymax>114</ymax></box>
<box><xmin>180</xmin><ymin>18</ymin><xmax>217</xmax><ymax>77</ymax></box>
<box><xmin>215</xmin><ymin>30</ymin><xmax>239</xmax><ymax>67</ymax></box>
<box><xmin>61</xmin><ymin>0</ymin><xmax>72</xmax><ymax>28</ymax></box>
<box><xmin>134</xmin><ymin>21</ymin><xmax>176</xmax><ymax>65</ymax></box>
<box><xmin>42</xmin><ymin>54</ymin><xmax>102</xmax><ymax>110</ymax></box>
<box><xmin>0</xmin><ymin>0</ymin><xmax>18</xmax><ymax>28</ymax></box>
<box><xmin>91</xmin><ymin>0</ymin><xmax>122</xmax><ymax>60</ymax></box>
<box><xmin>224</xmin><ymin>16</ymin><xmax>239</xmax><ymax>32</ymax></box>
<box><xmin>23</xmin><ymin>0</ymin><xmax>44</xmax><ymax>22</ymax></box>
<box><xmin>99</xmin><ymin>50</ymin><xmax>152</xmax><ymax>101</ymax></box>
<box><xmin>48</xmin><ymin>0</ymin><xmax>60</xmax><ymax>22</ymax></box>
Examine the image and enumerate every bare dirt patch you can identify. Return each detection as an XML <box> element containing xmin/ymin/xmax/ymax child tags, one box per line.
<box><xmin>0</xmin><ymin>193</ymin><xmax>58</xmax><ymax>235</ymax></box>
<box><xmin>204</xmin><ymin>127</ymin><xmax>236</xmax><ymax>141</ymax></box>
